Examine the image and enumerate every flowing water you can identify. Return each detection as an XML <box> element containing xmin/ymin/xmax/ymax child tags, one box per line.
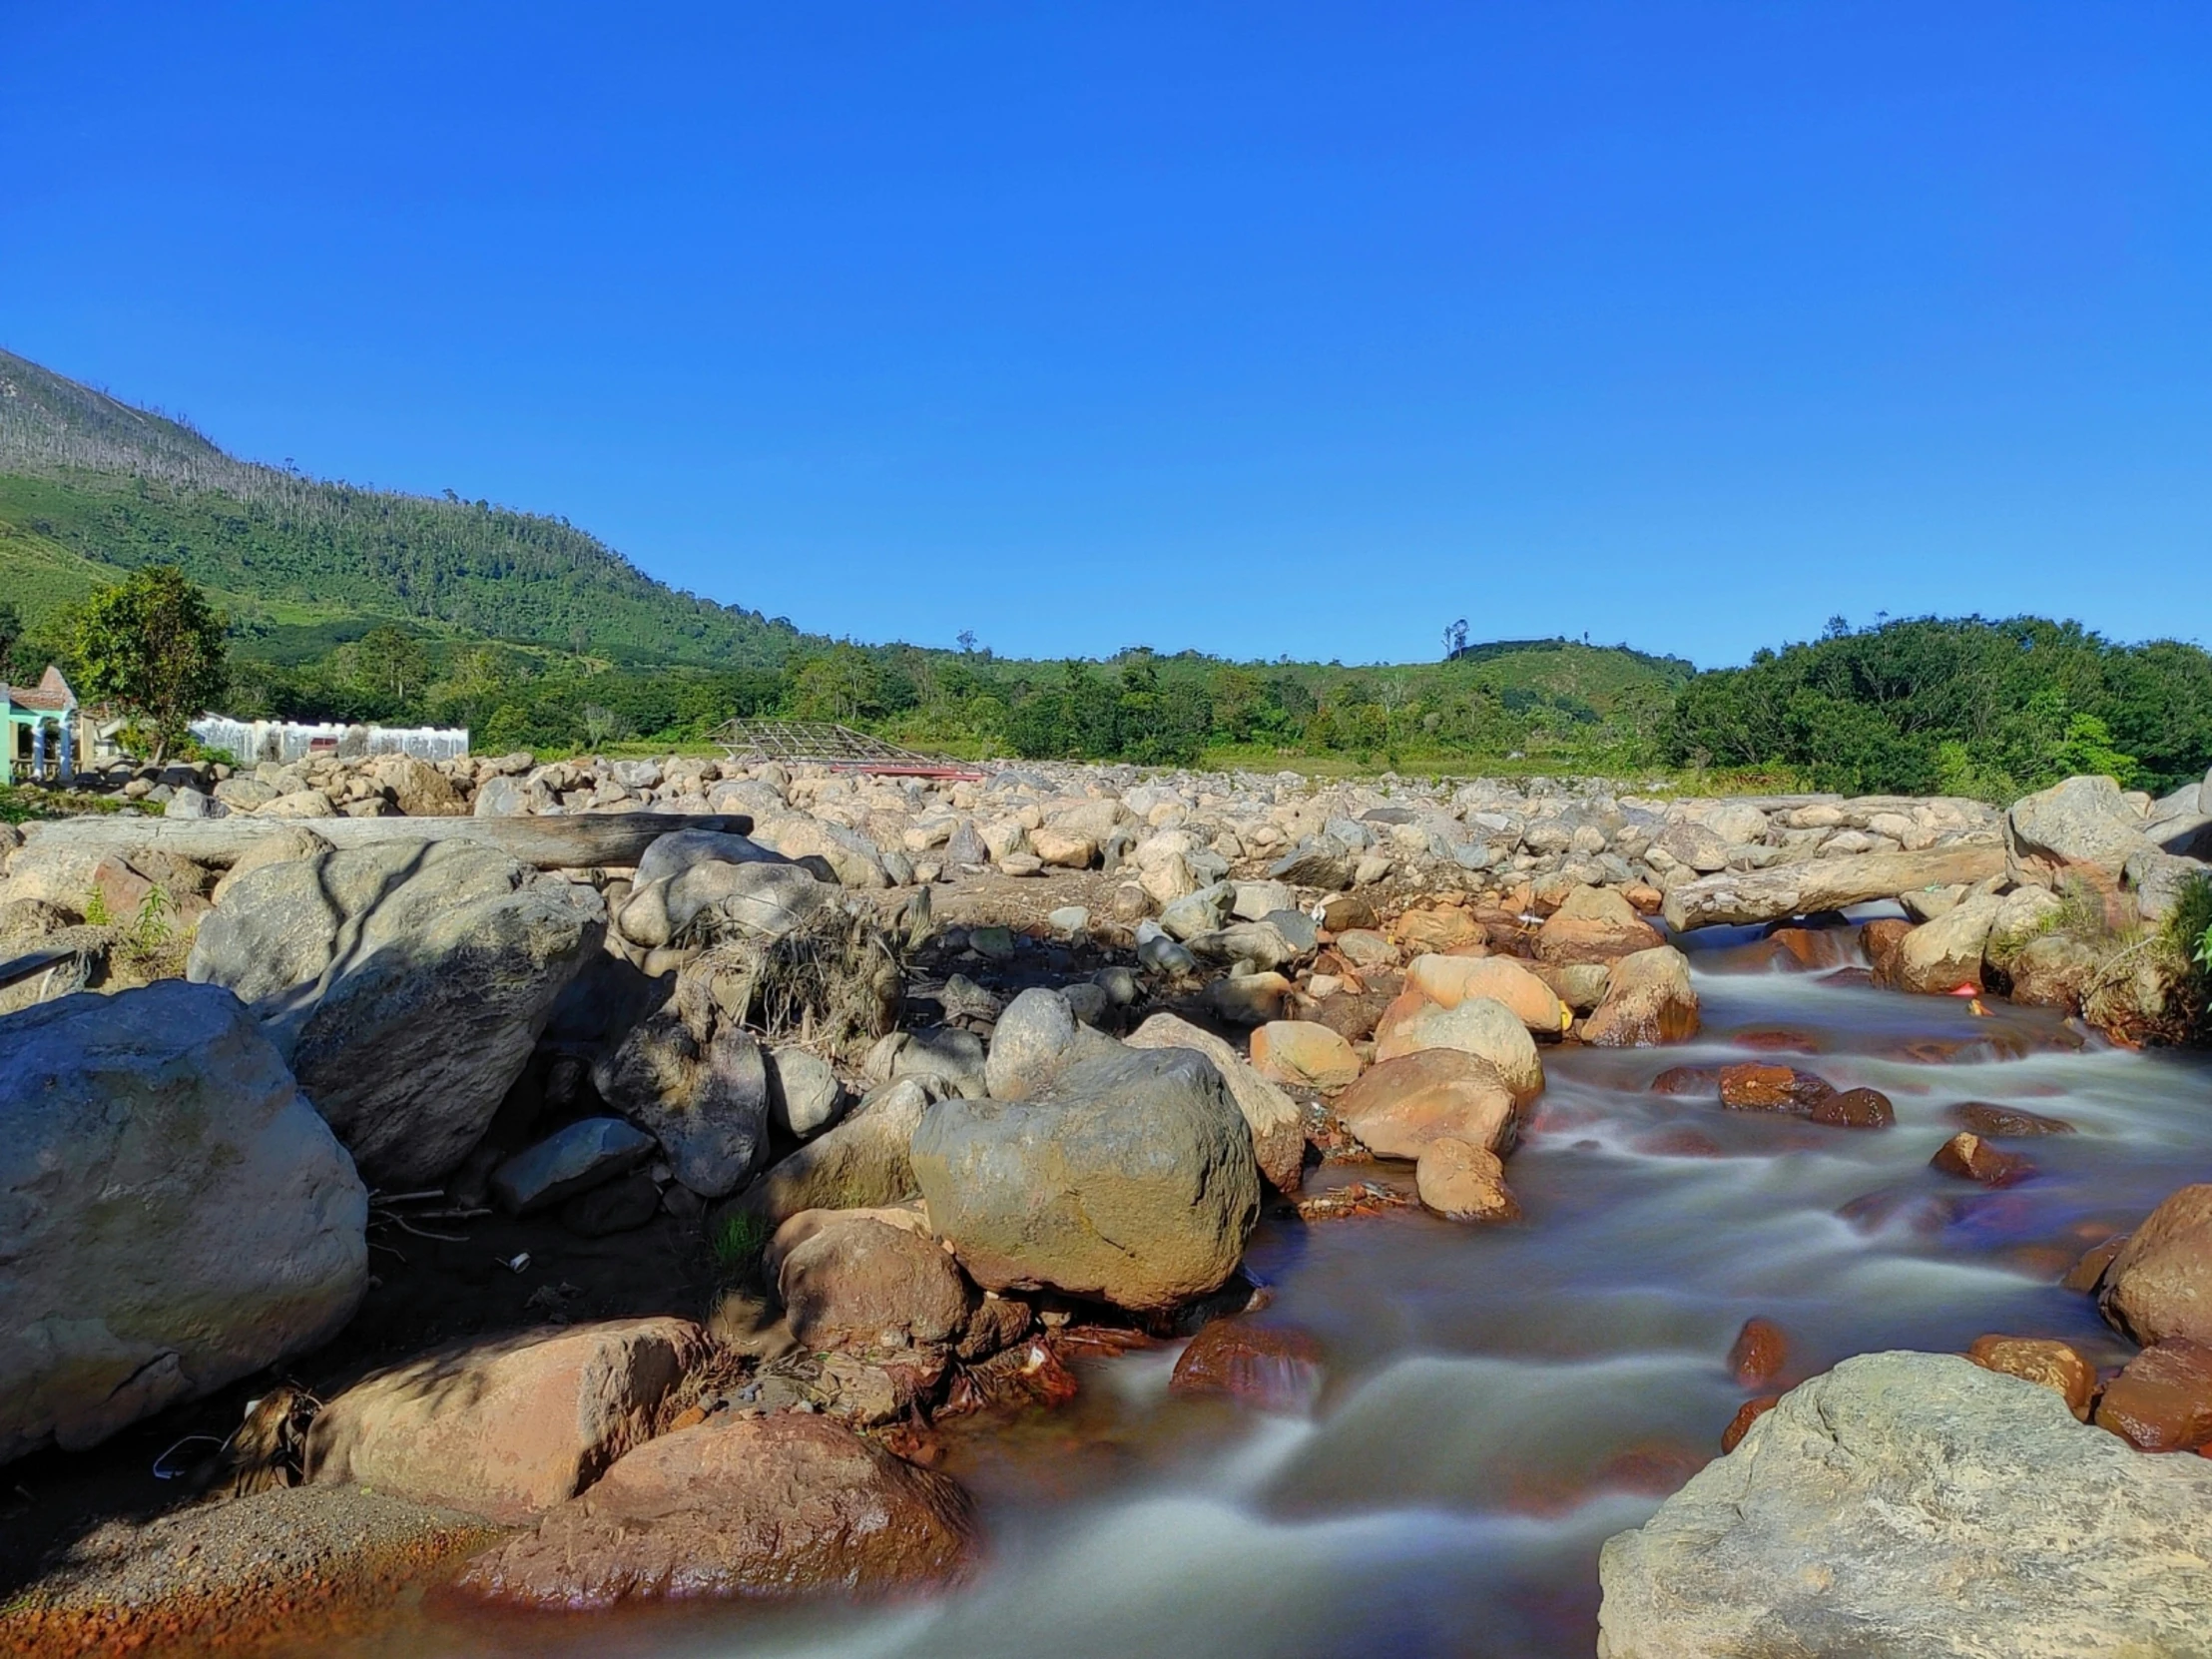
<box><xmin>314</xmin><ymin>914</ymin><xmax>2212</xmax><ymax>1659</ymax></box>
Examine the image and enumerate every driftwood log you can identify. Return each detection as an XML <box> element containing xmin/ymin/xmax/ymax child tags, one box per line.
<box><xmin>1662</xmin><ymin>844</ymin><xmax>2006</xmax><ymax>931</ymax></box>
<box><xmin>14</xmin><ymin>812</ymin><xmax>754</xmax><ymax>871</ymax></box>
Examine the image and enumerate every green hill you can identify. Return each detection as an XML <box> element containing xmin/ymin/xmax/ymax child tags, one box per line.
<box><xmin>0</xmin><ymin>348</ymin><xmax>807</xmax><ymax>668</ymax></box>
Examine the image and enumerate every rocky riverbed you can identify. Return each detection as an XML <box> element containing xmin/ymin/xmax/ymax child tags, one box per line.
<box><xmin>3</xmin><ymin>754</ymin><xmax>2211</xmax><ymax>1656</ymax></box>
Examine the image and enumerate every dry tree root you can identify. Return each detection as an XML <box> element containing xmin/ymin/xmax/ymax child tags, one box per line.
<box><xmin>678</xmin><ymin>902</ymin><xmax>905</xmax><ymax>1065</ymax></box>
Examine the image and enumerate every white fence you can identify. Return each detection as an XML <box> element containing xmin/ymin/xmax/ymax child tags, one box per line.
<box><xmin>191</xmin><ymin>716</ymin><xmax>470</xmax><ymax>766</ymax></box>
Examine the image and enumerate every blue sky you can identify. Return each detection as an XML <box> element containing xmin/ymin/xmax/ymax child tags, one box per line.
<box><xmin>4</xmin><ymin>3</ymin><xmax>2209</xmax><ymax>668</ymax></box>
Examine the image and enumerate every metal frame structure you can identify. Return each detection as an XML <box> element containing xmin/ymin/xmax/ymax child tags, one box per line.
<box><xmin>710</xmin><ymin>720</ymin><xmax>985</xmax><ymax>780</ymax></box>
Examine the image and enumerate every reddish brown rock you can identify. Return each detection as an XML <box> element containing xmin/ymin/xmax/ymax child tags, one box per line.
<box><xmin>1303</xmin><ymin>990</ymin><xmax>1394</xmax><ymax>1042</ymax></box>
<box><xmin>1930</xmin><ymin>1132</ymin><xmax>2035</xmax><ymax>1188</ymax></box>
<box><xmin>1765</xmin><ymin>926</ymin><xmax>1853</xmax><ymax>971</ymax></box>
<box><xmin>2063</xmin><ymin>1233</ymin><xmax>2131</xmax><ymax>1295</ymax></box>
<box><xmin>1392</xmin><ymin>905</ymin><xmax>1486</xmax><ymax>954</ymax></box>
<box><xmin>1734</xmin><ymin>1028</ymin><xmax>1822</xmax><ymax>1053</ymax></box>
<box><xmin>1581</xmin><ymin>946</ymin><xmax>1701</xmax><ymax>1047</ymax></box>
<box><xmin>1719</xmin><ymin>1394</ymin><xmax>1780</xmax><ymax>1452</ymax></box>
<box><xmin>1535</xmin><ymin>885</ymin><xmax>1665</xmax><ymax>966</ymax></box>
<box><xmin>1718</xmin><ymin>1063</ymin><xmax>1835</xmax><ymax>1113</ymax></box>
<box><xmin>305</xmin><ymin>1319</ymin><xmax>710</xmax><ymax>1525</ymax></box>
<box><xmin>2098</xmin><ymin>1186</ymin><xmax>2212</xmax><ymax>1350</ymax></box>
<box><xmin>1649</xmin><ymin>1065</ymin><xmax>1721</xmax><ymax>1097</ymax></box>
<box><xmin>1335</xmin><ymin>1048</ymin><xmax>1519</xmax><ymax>1159</ymax></box>
<box><xmin>778</xmin><ymin>1215</ymin><xmax>974</xmax><ymax>1352</ymax></box>
<box><xmin>1859</xmin><ymin>917</ymin><xmax>1914</xmax><ymax>981</ymax></box>
<box><xmin>1965</xmin><ymin>1335</ymin><xmax>2095</xmax><ymax>1421</ymax></box>
<box><xmin>1728</xmin><ymin>1318</ymin><xmax>1789</xmax><ymax>1386</ymax></box>
<box><xmin>1415</xmin><ymin>1135</ymin><xmax>1522</xmax><ymax>1224</ymax></box>
<box><xmin>1949</xmin><ymin>1101</ymin><xmax>2077</xmax><ymax>1138</ymax></box>
<box><xmin>1635</xmin><ymin>1126</ymin><xmax>1725</xmax><ymax>1158</ymax></box>
<box><xmin>455</xmin><ymin>1412</ymin><xmax>978</xmax><ymax>1606</ymax></box>
<box><xmin>2093</xmin><ymin>1339</ymin><xmax>2212</xmax><ymax>1451</ymax></box>
<box><xmin>1404</xmin><ymin>953</ymin><xmax>1570</xmax><ymax>1033</ymax></box>
<box><xmin>1169</xmin><ymin>1319</ymin><xmax>1325</xmax><ymax>1409</ymax></box>
<box><xmin>1808</xmin><ymin>1087</ymin><xmax>1896</xmax><ymax>1130</ymax></box>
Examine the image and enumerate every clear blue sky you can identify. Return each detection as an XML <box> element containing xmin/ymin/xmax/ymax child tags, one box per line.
<box><xmin>5</xmin><ymin>3</ymin><xmax>2209</xmax><ymax>668</ymax></box>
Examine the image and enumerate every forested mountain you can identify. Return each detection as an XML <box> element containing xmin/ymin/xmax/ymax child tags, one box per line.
<box><xmin>0</xmin><ymin>348</ymin><xmax>807</xmax><ymax>667</ymax></box>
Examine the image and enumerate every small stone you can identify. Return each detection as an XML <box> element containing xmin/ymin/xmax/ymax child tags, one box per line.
<box><xmin>1728</xmin><ymin>1318</ymin><xmax>1790</xmax><ymax>1386</ymax></box>
<box><xmin>1169</xmin><ymin>1319</ymin><xmax>1325</xmax><ymax>1410</ymax></box>
<box><xmin>1720</xmin><ymin>1394</ymin><xmax>1780</xmax><ymax>1452</ymax></box>
<box><xmin>491</xmin><ymin>1119</ymin><xmax>657</xmax><ymax>1215</ymax></box>
<box><xmin>1966</xmin><ymin>1335</ymin><xmax>2094</xmax><ymax>1421</ymax></box>
<box><xmin>1718</xmin><ymin>1063</ymin><xmax>1835</xmax><ymax>1113</ymax></box>
<box><xmin>1046</xmin><ymin>905</ymin><xmax>1090</xmax><ymax>935</ymax></box>
<box><xmin>1931</xmin><ymin>1131</ymin><xmax>2034</xmax><ymax>1188</ymax></box>
<box><xmin>1808</xmin><ymin>1086</ymin><xmax>1896</xmax><ymax>1130</ymax></box>
<box><xmin>1249</xmin><ymin>1020</ymin><xmax>1364</xmax><ymax>1091</ymax></box>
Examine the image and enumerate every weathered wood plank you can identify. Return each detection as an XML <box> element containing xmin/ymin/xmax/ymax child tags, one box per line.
<box><xmin>15</xmin><ymin>812</ymin><xmax>754</xmax><ymax>870</ymax></box>
<box><xmin>1661</xmin><ymin>844</ymin><xmax>2006</xmax><ymax>931</ymax></box>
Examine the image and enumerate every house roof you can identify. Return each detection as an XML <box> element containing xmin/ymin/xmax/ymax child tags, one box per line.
<box><xmin>2</xmin><ymin>666</ymin><xmax>76</xmax><ymax>713</ymax></box>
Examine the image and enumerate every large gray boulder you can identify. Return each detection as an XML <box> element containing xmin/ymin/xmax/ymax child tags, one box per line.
<box><xmin>1597</xmin><ymin>1351</ymin><xmax>2212</xmax><ymax>1658</ymax></box>
<box><xmin>616</xmin><ymin>841</ymin><xmax>828</xmax><ymax>949</ymax></box>
<box><xmin>910</xmin><ymin>1047</ymin><xmax>1261</xmax><ymax>1311</ymax></box>
<box><xmin>720</xmin><ymin>1075</ymin><xmax>932</xmax><ymax>1229</ymax></box>
<box><xmin>187</xmin><ymin>841</ymin><xmax>606</xmax><ymax>1186</ymax></box>
<box><xmin>0</xmin><ymin>982</ymin><xmax>367</xmax><ymax>1464</ymax></box>
<box><xmin>2005</xmin><ymin>774</ymin><xmax>2152</xmax><ymax>885</ymax></box>
<box><xmin>982</xmin><ymin>987</ymin><xmax>1121</xmax><ymax>1101</ymax></box>
<box><xmin>592</xmin><ymin>1011</ymin><xmax>772</xmax><ymax>1198</ymax></box>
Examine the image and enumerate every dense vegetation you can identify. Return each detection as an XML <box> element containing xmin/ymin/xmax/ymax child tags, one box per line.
<box><xmin>5</xmin><ymin>350</ymin><xmax>2210</xmax><ymax>791</ymax></box>
<box><xmin>1669</xmin><ymin>616</ymin><xmax>2212</xmax><ymax>797</ymax></box>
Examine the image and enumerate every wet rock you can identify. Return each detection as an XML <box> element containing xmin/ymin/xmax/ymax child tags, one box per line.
<box><xmin>1249</xmin><ymin>1019</ymin><xmax>1363</xmax><ymax>1090</ymax></box>
<box><xmin>1965</xmin><ymin>1335</ymin><xmax>2094</xmax><ymax>1421</ymax></box>
<box><xmin>2092</xmin><ymin>1338</ymin><xmax>2212</xmax><ymax>1451</ymax></box>
<box><xmin>1858</xmin><ymin>916</ymin><xmax>1914</xmax><ymax>981</ymax></box>
<box><xmin>1764</xmin><ymin>925</ymin><xmax>1852</xmax><ymax>970</ymax></box>
<box><xmin>1717</xmin><ymin>1062</ymin><xmax>1835</xmax><ymax>1113</ymax></box>
<box><xmin>1535</xmin><ymin>884</ymin><xmax>1665</xmax><ymax>965</ymax></box>
<box><xmin>1169</xmin><ymin>1319</ymin><xmax>1324</xmax><ymax>1409</ymax></box>
<box><xmin>1598</xmin><ymin>1352</ymin><xmax>2212</xmax><ymax>1659</ymax></box>
<box><xmin>1404</xmin><ymin>952</ymin><xmax>1569</xmax><ymax>1033</ymax></box>
<box><xmin>1808</xmin><ymin>1086</ymin><xmax>1896</xmax><ymax>1129</ymax></box>
<box><xmin>492</xmin><ymin>1118</ymin><xmax>658</xmax><ymax>1214</ymax></box>
<box><xmin>1949</xmin><ymin>1100</ymin><xmax>2076</xmax><ymax>1137</ymax></box>
<box><xmin>1415</xmin><ymin>1136</ymin><xmax>1521</xmax><ymax>1223</ymax></box>
<box><xmin>1372</xmin><ymin>990</ymin><xmax>1543</xmax><ymax>1103</ymax></box>
<box><xmin>1649</xmin><ymin>1065</ymin><xmax>1721</xmax><ymax>1097</ymax></box>
<box><xmin>454</xmin><ymin>1413</ymin><xmax>978</xmax><ymax>1607</ymax></box>
<box><xmin>910</xmin><ymin>1046</ymin><xmax>1261</xmax><ymax>1313</ymax></box>
<box><xmin>1718</xmin><ymin>1394</ymin><xmax>1778</xmax><ymax>1452</ymax></box>
<box><xmin>779</xmin><ymin>1215</ymin><xmax>972</xmax><ymax>1351</ymax></box>
<box><xmin>1728</xmin><ymin>1318</ymin><xmax>1789</xmax><ymax>1386</ymax></box>
<box><xmin>188</xmin><ymin>841</ymin><xmax>606</xmax><ymax>1185</ymax></box>
<box><xmin>306</xmin><ymin>1319</ymin><xmax>709</xmax><ymax>1524</ymax></box>
<box><xmin>1125</xmin><ymin>1012</ymin><xmax>1306</xmax><ymax>1191</ymax></box>
<box><xmin>0</xmin><ymin>982</ymin><xmax>368</xmax><ymax>1465</ymax></box>
<box><xmin>2063</xmin><ymin>1233</ymin><xmax>2130</xmax><ymax>1294</ymax></box>
<box><xmin>2098</xmin><ymin>1183</ymin><xmax>2212</xmax><ymax>1348</ymax></box>
<box><xmin>1930</xmin><ymin>1131</ymin><xmax>2034</xmax><ymax>1188</ymax></box>
<box><xmin>1580</xmin><ymin>946</ymin><xmax>1700</xmax><ymax>1047</ymax></box>
<box><xmin>1336</xmin><ymin>1048</ymin><xmax>1519</xmax><ymax>1160</ymax></box>
<box><xmin>724</xmin><ymin>1076</ymin><xmax>931</xmax><ymax>1230</ymax></box>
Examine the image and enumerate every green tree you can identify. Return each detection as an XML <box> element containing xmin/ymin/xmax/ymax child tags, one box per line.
<box><xmin>354</xmin><ymin>624</ymin><xmax>429</xmax><ymax>707</ymax></box>
<box><xmin>71</xmin><ymin>566</ymin><xmax>229</xmax><ymax>761</ymax></box>
<box><xmin>0</xmin><ymin>599</ymin><xmax>21</xmax><ymax>681</ymax></box>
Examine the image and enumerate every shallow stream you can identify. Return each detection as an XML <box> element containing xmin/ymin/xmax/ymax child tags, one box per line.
<box><xmin>315</xmin><ymin>914</ymin><xmax>2211</xmax><ymax>1659</ymax></box>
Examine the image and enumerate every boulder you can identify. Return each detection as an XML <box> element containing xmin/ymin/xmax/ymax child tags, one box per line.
<box><xmin>982</xmin><ymin>986</ymin><xmax>1120</xmax><ymax>1101</ymax></box>
<box><xmin>593</xmin><ymin>1013</ymin><xmax>771</xmax><ymax>1198</ymax></box>
<box><xmin>1596</xmin><ymin>1352</ymin><xmax>2212</xmax><ymax>1659</ymax></box>
<box><xmin>910</xmin><ymin>1047</ymin><xmax>1261</xmax><ymax>1312</ymax></box>
<box><xmin>779</xmin><ymin>1215</ymin><xmax>972</xmax><ymax>1351</ymax></box>
<box><xmin>1231</xmin><ymin>879</ymin><xmax>1297</xmax><ymax>920</ymax></box>
<box><xmin>1718</xmin><ymin>1063</ymin><xmax>1834</xmax><ymax>1112</ymax></box>
<box><xmin>723</xmin><ymin>1075</ymin><xmax>930</xmax><ymax>1230</ymax></box>
<box><xmin>1578</xmin><ymin>945</ymin><xmax>1701</xmax><ymax>1047</ymax></box>
<box><xmin>1125</xmin><ymin>1012</ymin><xmax>1307</xmax><ymax>1191</ymax></box>
<box><xmin>749</xmin><ymin>816</ymin><xmax>888</xmax><ymax>888</ymax></box>
<box><xmin>376</xmin><ymin>757</ymin><xmax>466</xmax><ymax>818</ymax></box>
<box><xmin>491</xmin><ymin>1118</ymin><xmax>657</xmax><ymax>1214</ymax></box>
<box><xmin>1931</xmin><ymin>1131</ymin><xmax>2033</xmax><ymax>1187</ymax></box>
<box><xmin>1404</xmin><ymin>953</ymin><xmax>1569</xmax><ymax>1034</ymax></box>
<box><xmin>618</xmin><ymin>854</ymin><xmax>829</xmax><ymax>949</ymax></box>
<box><xmin>454</xmin><ymin>1413</ymin><xmax>977</xmax><ymax>1606</ymax></box>
<box><xmin>1188</xmin><ymin>917</ymin><xmax>1314</xmax><ymax>973</ymax></box>
<box><xmin>0</xmin><ymin>982</ymin><xmax>367</xmax><ymax>1464</ymax></box>
<box><xmin>473</xmin><ymin>776</ymin><xmax>527</xmax><ymax>818</ymax></box>
<box><xmin>1372</xmin><ymin>991</ymin><xmax>1544</xmax><ymax>1103</ymax></box>
<box><xmin>1886</xmin><ymin>891</ymin><xmax>2001</xmax><ymax>993</ymax></box>
<box><xmin>1808</xmin><ymin>1086</ymin><xmax>1895</xmax><ymax>1129</ymax></box>
<box><xmin>1965</xmin><ymin>1334</ymin><xmax>2094</xmax><ymax>1420</ymax></box>
<box><xmin>1268</xmin><ymin>837</ymin><xmax>1353</xmax><ymax>889</ymax></box>
<box><xmin>1169</xmin><ymin>1319</ymin><xmax>1324</xmax><ymax>1409</ymax></box>
<box><xmin>1249</xmin><ymin>1020</ymin><xmax>1363</xmax><ymax>1090</ymax></box>
<box><xmin>260</xmin><ymin>789</ymin><xmax>337</xmax><ymax>819</ymax></box>
<box><xmin>305</xmin><ymin>1319</ymin><xmax>707</xmax><ymax>1523</ymax></box>
<box><xmin>2099</xmin><ymin>1183</ymin><xmax>2212</xmax><ymax>1348</ymax></box>
<box><xmin>1535</xmin><ymin>885</ymin><xmax>1664</xmax><ymax>965</ymax></box>
<box><xmin>187</xmin><ymin>841</ymin><xmax>605</xmax><ymax>1185</ymax></box>
<box><xmin>2005</xmin><ymin>774</ymin><xmax>2152</xmax><ymax>885</ymax></box>
<box><xmin>210</xmin><ymin>824</ymin><xmax>332</xmax><ymax>904</ymax></box>
<box><xmin>1335</xmin><ymin>1048</ymin><xmax>1518</xmax><ymax>1159</ymax></box>
<box><xmin>1414</xmin><ymin>1137</ymin><xmax>1520</xmax><ymax>1223</ymax></box>
<box><xmin>1392</xmin><ymin>905</ymin><xmax>1486</xmax><ymax>953</ymax></box>
<box><xmin>866</xmin><ymin>1025</ymin><xmax>988</xmax><ymax>1099</ymax></box>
